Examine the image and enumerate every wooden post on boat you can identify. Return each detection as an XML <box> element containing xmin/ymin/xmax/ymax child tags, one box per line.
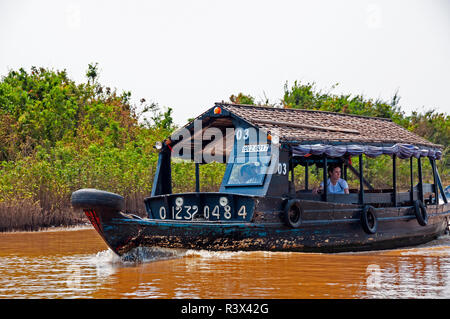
<box><xmin>435</xmin><ymin>165</ymin><xmax>448</xmax><ymax>204</ymax></box>
<box><xmin>323</xmin><ymin>156</ymin><xmax>328</xmax><ymax>202</ymax></box>
<box><xmin>151</xmin><ymin>143</ymin><xmax>173</xmax><ymax>196</ymax></box>
<box><xmin>430</xmin><ymin>158</ymin><xmax>439</xmax><ymax>204</ymax></box>
<box><xmin>359</xmin><ymin>154</ymin><xmax>364</xmax><ymax>204</ymax></box>
<box><xmin>393</xmin><ymin>154</ymin><xmax>397</xmax><ymax>207</ymax></box>
<box><xmin>410</xmin><ymin>157</ymin><xmax>414</xmax><ymax>204</ymax></box>
<box><xmin>343</xmin><ymin>161</ymin><xmax>348</xmax><ymax>181</ymax></box>
<box><xmin>305</xmin><ymin>162</ymin><xmax>309</xmax><ymax>191</ymax></box>
<box><xmin>418</xmin><ymin>157</ymin><xmax>424</xmax><ymax>204</ymax></box>
<box><xmin>289</xmin><ymin>150</ymin><xmax>294</xmax><ymax>193</ymax></box>
<box><xmin>195</xmin><ymin>163</ymin><xmax>200</xmax><ymax>192</ymax></box>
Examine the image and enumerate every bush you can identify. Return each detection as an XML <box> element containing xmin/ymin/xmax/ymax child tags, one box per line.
<box><xmin>0</xmin><ymin>65</ymin><xmax>175</xmax><ymax>230</ymax></box>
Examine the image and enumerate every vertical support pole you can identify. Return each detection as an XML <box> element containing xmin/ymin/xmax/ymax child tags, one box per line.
<box><xmin>151</xmin><ymin>146</ymin><xmax>172</xmax><ymax>196</ymax></box>
<box><xmin>343</xmin><ymin>161</ymin><xmax>348</xmax><ymax>181</ymax></box>
<box><xmin>305</xmin><ymin>162</ymin><xmax>309</xmax><ymax>190</ymax></box>
<box><xmin>418</xmin><ymin>157</ymin><xmax>424</xmax><ymax>204</ymax></box>
<box><xmin>430</xmin><ymin>158</ymin><xmax>439</xmax><ymax>204</ymax></box>
<box><xmin>410</xmin><ymin>156</ymin><xmax>414</xmax><ymax>204</ymax></box>
<box><xmin>288</xmin><ymin>153</ymin><xmax>294</xmax><ymax>194</ymax></box>
<box><xmin>195</xmin><ymin>163</ymin><xmax>200</xmax><ymax>193</ymax></box>
<box><xmin>393</xmin><ymin>154</ymin><xmax>397</xmax><ymax>207</ymax></box>
<box><xmin>359</xmin><ymin>154</ymin><xmax>365</xmax><ymax>205</ymax></box>
<box><xmin>323</xmin><ymin>156</ymin><xmax>328</xmax><ymax>202</ymax></box>
<box><xmin>434</xmin><ymin>163</ymin><xmax>448</xmax><ymax>203</ymax></box>
<box><xmin>290</xmin><ymin>162</ymin><xmax>295</xmax><ymax>191</ymax></box>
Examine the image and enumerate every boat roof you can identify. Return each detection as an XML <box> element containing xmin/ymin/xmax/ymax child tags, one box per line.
<box><xmin>218</xmin><ymin>103</ymin><xmax>440</xmax><ymax>148</ymax></box>
<box><xmin>168</xmin><ymin>102</ymin><xmax>442</xmax><ymax>162</ymax></box>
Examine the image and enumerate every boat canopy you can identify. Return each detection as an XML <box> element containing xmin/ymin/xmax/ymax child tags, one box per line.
<box><xmin>292</xmin><ymin>143</ymin><xmax>442</xmax><ymax>160</ymax></box>
<box><xmin>167</xmin><ymin>103</ymin><xmax>443</xmax><ymax>162</ymax></box>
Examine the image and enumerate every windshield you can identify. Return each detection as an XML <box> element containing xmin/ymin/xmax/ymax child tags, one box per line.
<box><xmin>226</xmin><ymin>156</ymin><xmax>270</xmax><ymax>186</ymax></box>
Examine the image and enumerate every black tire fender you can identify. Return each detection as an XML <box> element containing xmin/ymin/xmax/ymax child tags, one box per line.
<box><xmin>414</xmin><ymin>200</ymin><xmax>428</xmax><ymax>226</ymax></box>
<box><xmin>283</xmin><ymin>199</ymin><xmax>303</xmax><ymax>228</ymax></box>
<box><xmin>71</xmin><ymin>188</ymin><xmax>125</xmax><ymax>211</ymax></box>
<box><xmin>361</xmin><ymin>205</ymin><xmax>377</xmax><ymax>234</ymax></box>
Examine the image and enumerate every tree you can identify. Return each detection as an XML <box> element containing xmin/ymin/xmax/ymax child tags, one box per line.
<box><xmin>229</xmin><ymin>93</ymin><xmax>255</xmax><ymax>105</ymax></box>
<box><xmin>86</xmin><ymin>62</ymin><xmax>99</xmax><ymax>85</ymax></box>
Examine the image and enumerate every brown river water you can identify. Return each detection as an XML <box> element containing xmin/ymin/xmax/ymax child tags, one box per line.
<box><xmin>1</xmin><ymin>227</ymin><xmax>450</xmax><ymax>299</ymax></box>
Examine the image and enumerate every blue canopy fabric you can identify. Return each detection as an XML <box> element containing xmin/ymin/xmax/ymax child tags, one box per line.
<box><xmin>291</xmin><ymin>143</ymin><xmax>442</xmax><ymax>160</ymax></box>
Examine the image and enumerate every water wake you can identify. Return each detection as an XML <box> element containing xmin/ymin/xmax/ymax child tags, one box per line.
<box><xmin>87</xmin><ymin>246</ymin><xmax>258</xmax><ymax>267</ymax></box>
<box><xmin>89</xmin><ymin>247</ymin><xmax>189</xmax><ymax>265</ymax></box>
<box><xmin>120</xmin><ymin>246</ymin><xmax>189</xmax><ymax>263</ymax></box>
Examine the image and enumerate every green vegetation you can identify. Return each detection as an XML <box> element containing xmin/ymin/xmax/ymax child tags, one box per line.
<box><xmin>0</xmin><ymin>65</ymin><xmax>173</xmax><ymax>230</ymax></box>
<box><xmin>0</xmin><ymin>67</ymin><xmax>448</xmax><ymax>231</ymax></box>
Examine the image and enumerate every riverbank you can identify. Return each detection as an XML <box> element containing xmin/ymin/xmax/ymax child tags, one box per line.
<box><xmin>0</xmin><ymin>191</ymin><xmax>152</xmax><ymax>232</ymax></box>
<box><xmin>0</xmin><ymin>224</ymin><xmax>93</xmax><ymax>234</ymax></box>
<box><xmin>0</xmin><ymin>198</ymin><xmax>87</xmax><ymax>232</ymax></box>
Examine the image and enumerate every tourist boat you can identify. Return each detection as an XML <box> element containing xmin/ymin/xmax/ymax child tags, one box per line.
<box><xmin>71</xmin><ymin>103</ymin><xmax>449</xmax><ymax>256</ymax></box>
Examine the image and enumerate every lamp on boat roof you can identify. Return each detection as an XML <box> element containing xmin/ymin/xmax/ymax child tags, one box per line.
<box><xmin>154</xmin><ymin>139</ymin><xmax>171</xmax><ymax>151</ymax></box>
<box><xmin>214</xmin><ymin>106</ymin><xmax>222</xmax><ymax>115</ymax></box>
<box><xmin>154</xmin><ymin>141</ymin><xmax>163</xmax><ymax>150</ymax></box>
<box><xmin>267</xmin><ymin>133</ymin><xmax>279</xmax><ymax>145</ymax></box>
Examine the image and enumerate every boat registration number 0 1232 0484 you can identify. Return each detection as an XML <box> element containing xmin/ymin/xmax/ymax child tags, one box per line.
<box><xmin>157</xmin><ymin>205</ymin><xmax>248</xmax><ymax>221</ymax></box>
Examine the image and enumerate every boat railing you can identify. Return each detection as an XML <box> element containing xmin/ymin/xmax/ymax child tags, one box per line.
<box><xmin>294</xmin><ymin>182</ymin><xmax>437</xmax><ymax>206</ymax></box>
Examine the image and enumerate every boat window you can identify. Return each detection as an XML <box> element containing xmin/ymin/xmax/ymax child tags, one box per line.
<box><xmin>226</xmin><ymin>156</ymin><xmax>270</xmax><ymax>186</ymax></box>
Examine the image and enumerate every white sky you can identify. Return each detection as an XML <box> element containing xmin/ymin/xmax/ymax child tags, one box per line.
<box><xmin>1</xmin><ymin>0</ymin><xmax>449</xmax><ymax>125</ymax></box>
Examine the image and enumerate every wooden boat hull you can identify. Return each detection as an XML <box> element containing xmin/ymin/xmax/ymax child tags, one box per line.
<box><xmin>81</xmin><ymin>196</ymin><xmax>450</xmax><ymax>256</ymax></box>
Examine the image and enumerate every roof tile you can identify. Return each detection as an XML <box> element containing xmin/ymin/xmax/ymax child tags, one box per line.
<box><xmin>218</xmin><ymin>103</ymin><xmax>440</xmax><ymax>148</ymax></box>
